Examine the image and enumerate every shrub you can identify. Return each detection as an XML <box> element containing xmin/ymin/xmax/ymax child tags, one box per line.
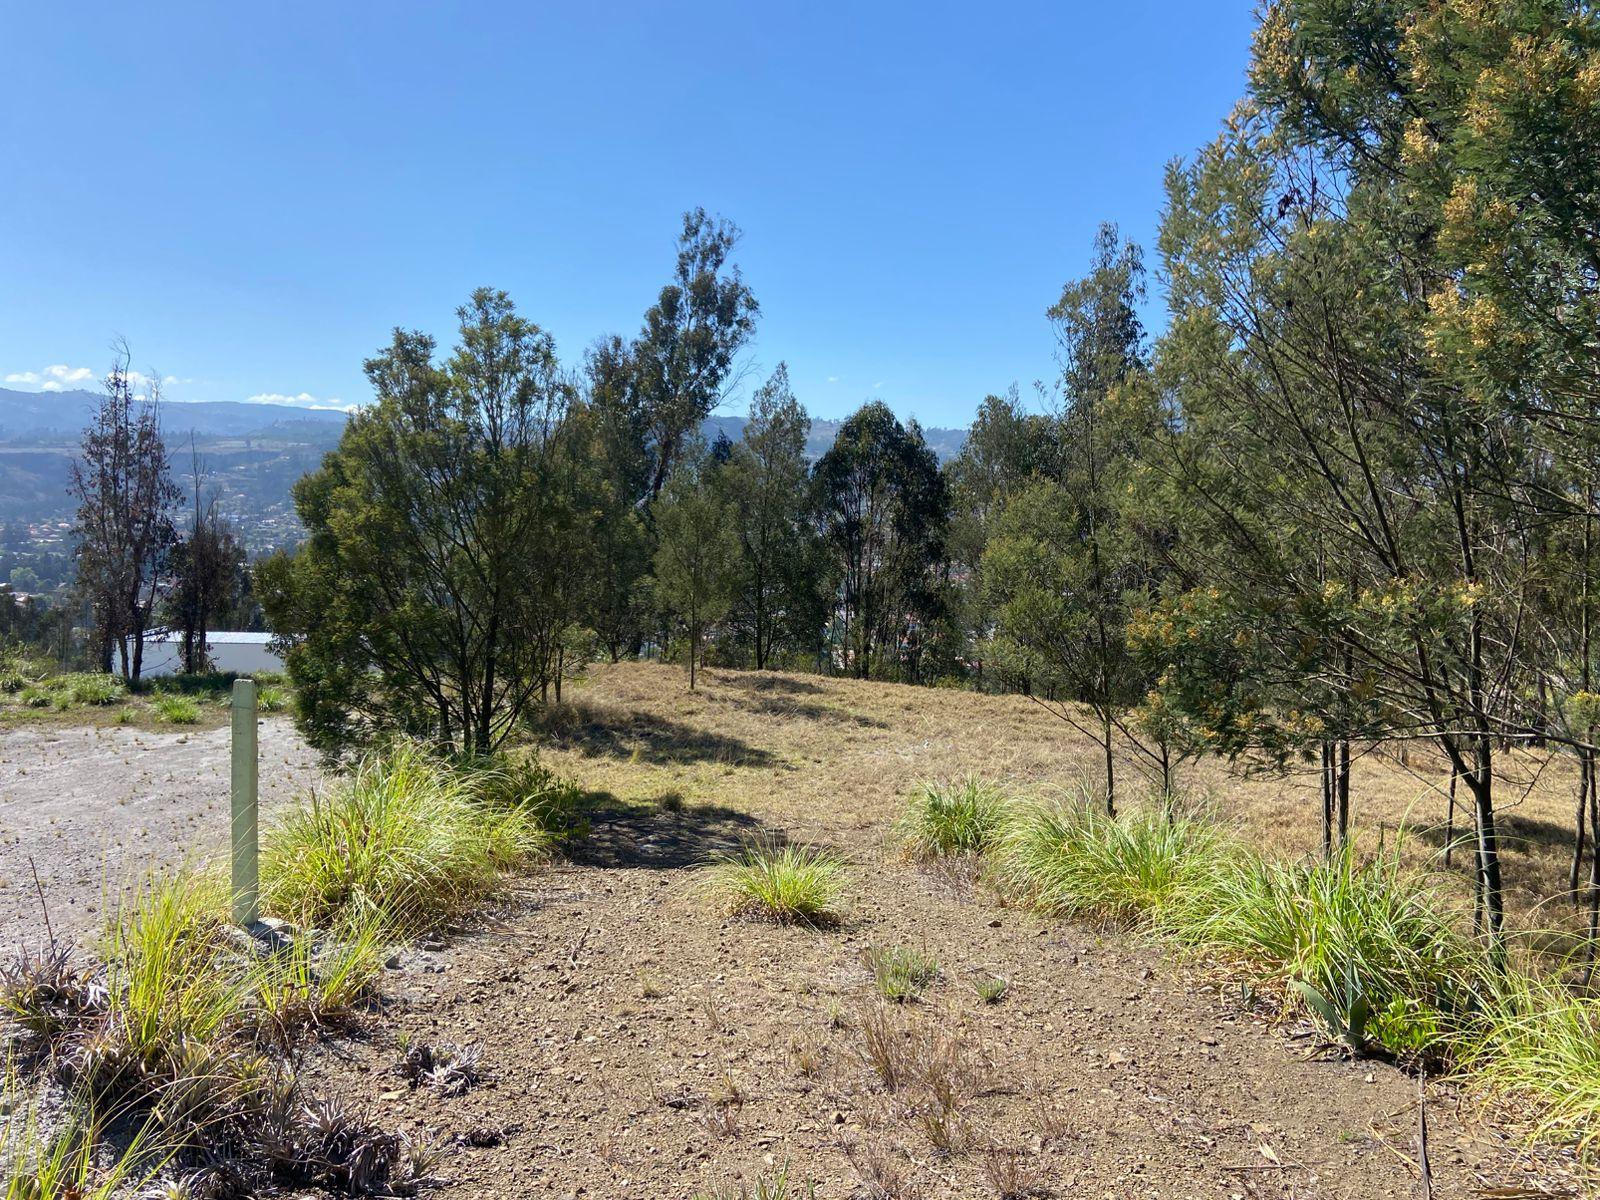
<box><xmin>56</xmin><ymin>672</ymin><xmax>127</xmax><ymax>707</ymax></box>
<box><xmin>864</xmin><ymin>943</ymin><xmax>939</xmax><ymax>1003</ymax></box>
<box><xmin>152</xmin><ymin>694</ymin><xmax>202</xmax><ymax>724</ymax></box>
<box><xmin>262</xmin><ymin>741</ymin><xmax>554</xmax><ymax>936</ymax></box>
<box><xmin>709</xmin><ymin>839</ymin><xmax>845</xmax><ymax>925</ymax></box>
<box><xmin>1163</xmin><ymin>846</ymin><xmax>1476</xmax><ymax>1055</ymax></box>
<box><xmin>990</xmin><ymin>801</ymin><xmax>1222</xmax><ymax>922</ymax></box>
<box><xmin>457</xmin><ymin>749</ymin><xmax>585</xmax><ymax>840</ymax></box>
<box><xmin>898</xmin><ymin>776</ymin><xmax>1007</xmax><ymax>859</ymax></box>
<box><xmin>0</xmin><ymin>642</ymin><xmax>44</xmax><ymax>693</ymax></box>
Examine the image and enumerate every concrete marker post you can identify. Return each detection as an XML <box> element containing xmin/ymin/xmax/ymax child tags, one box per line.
<box><xmin>230</xmin><ymin>676</ymin><xmax>260</xmax><ymax>926</ymax></box>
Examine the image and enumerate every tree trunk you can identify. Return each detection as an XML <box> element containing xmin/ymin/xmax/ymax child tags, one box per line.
<box><xmin>1467</xmin><ymin>734</ymin><xmax>1505</xmax><ymax>950</ymax></box>
<box><xmin>1321</xmin><ymin>741</ymin><xmax>1335</xmax><ymax>860</ymax></box>
<box><xmin>1337</xmin><ymin>738</ymin><xmax>1351</xmax><ymax>849</ymax></box>
<box><xmin>1443</xmin><ymin>768</ymin><xmax>1457</xmax><ymax>870</ymax></box>
<box><xmin>1101</xmin><ymin>714</ymin><xmax>1116</xmax><ymax>817</ymax></box>
<box><xmin>1574</xmin><ymin>754</ymin><xmax>1591</xmax><ymax>902</ymax></box>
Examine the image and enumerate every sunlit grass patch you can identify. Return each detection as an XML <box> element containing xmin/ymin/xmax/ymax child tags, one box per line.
<box><xmin>897</xmin><ymin>776</ymin><xmax>1008</xmax><ymax>860</ymax></box>
<box><xmin>708</xmin><ymin>838</ymin><xmax>845</xmax><ymax>926</ymax></box>
<box><xmin>261</xmin><ymin>741</ymin><xmax>559</xmax><ymax>937</ymax></box>
<box><xmin>150</xmin><ymin>694</ymin><xmax>201</xmax><ymax>724</ymax></box>
<box><xmin>990</xmin><ymin>800</ymin><xmax>1222</xmax><ymax>922</ymax></box>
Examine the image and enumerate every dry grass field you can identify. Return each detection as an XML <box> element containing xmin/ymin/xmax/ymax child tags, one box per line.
<box><xmin>540</xmin><ymin>662</ymin><xmax>1582</xmax><ymax>934</ymax></box>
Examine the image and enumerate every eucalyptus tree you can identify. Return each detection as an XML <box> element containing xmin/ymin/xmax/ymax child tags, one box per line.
<box><xmin>70</xmin><ymin>345</ymin><xmax>179</xmax><ymax>682</ymax></box>
<box><xmin>982</xmin><ymin>227</ymin><xmax>1167</xmax><ymax>810</ymax></box>
<box><xmin>633</xmin><ymin>208</ymin><xmax>760</xmax><ymax>503</ymax></box>
<box><xmin>813</xmin><ymin>402</ymin><xmax>949</xmax><ymax>681</ymax></box>
<box><xmin>652</xmin><ymin>445</ymin><xmax>741</xmax><ymax>691</ymax></box>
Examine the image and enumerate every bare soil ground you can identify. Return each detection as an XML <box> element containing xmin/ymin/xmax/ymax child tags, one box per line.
<box><xmin>1</xmin><ymin>663</ymin><xmax>1584</xmax><ymax>1194</ymax></box>
<box><xmin>0</xmin><ymin>717</ymin><xmax>319</xmax><ymax>942</ymax></box>
<box><xmin>302</xmin><ymin>664</ymin><xmax>1576</xmax><ymax>1198</ymax></box>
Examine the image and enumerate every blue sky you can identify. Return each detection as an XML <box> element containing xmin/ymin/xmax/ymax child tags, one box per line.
<box><xmin>1</xmin><ymin>2</ymin><xmax>1256</xmax><ymax>428</ymax></box>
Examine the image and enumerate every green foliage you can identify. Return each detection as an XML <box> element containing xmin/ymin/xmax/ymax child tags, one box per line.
<box><xmin>813</xmin><ymin>401</ymin><xmax>950</xmax><ymax>682</ymax></box>
<box><xmin>1165</xmin><ymin>847</ymin><xmax>1476</xmax><ymax>1039</ymax></box>
<box><xmin>652</xmin><ymin>446</ymin><xmax>742</xmax><ymax>690</ymax></box>
<box><xmin>262</xmin><ymin>289</ymin><xmax>591</xmax><ymax>756</ymax></box>
<box><xmin>721</xmin><ymin>364</ymin><xmax>829</xmax><ymax>669</ymax></box>
<box><xmin>455</xmin><ymin>749</ymin><xmax>586</xmax><ymax>841</ymax></box>
<box><xmin>864</xmin><ymin>943</ymin><xmax>939</xmax><ymax>1003</ymax></box>
<box><xmin>261</xmin><ymin>742</ymin><xmax>557</xmax><ymax>936</ymax></box>
<box><xmin>709</xmin><ymin>839</ymin><xmax>845</xmax><ymax>926</ymax></box>
<box><xmin>991</xmin><ymin>799</ymin><xmax>1222</xmax><ymax>922</ymax></box>
<box><xmin>898</xmin><ymin>776</ymin><xmax>1008</xmax><ymax>859</ymax></box>
<box><xmin>694</xmin><ymin>1161</ymin><xmax>817</xmax><ymax>1200</ymax></box>
<box><xmin>10</xmin><ymin>672</ymin><xmax>128</xmax><ymax>711</ymax></box>
<box><xmin>151</xmin><ymin>694</ymin><xmax>201</xmax><ymax>724</ymax></box>
<box><xmin>0</xmin><ymin>641</ymin><xmax>44</xmax><ymax>692</ymax></box>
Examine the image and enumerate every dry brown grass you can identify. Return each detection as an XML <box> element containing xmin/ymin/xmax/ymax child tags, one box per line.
<box><xmin>534</xmin><ymin>661</ymin><xmax>1583</xmax><ymax>930</ymax></box>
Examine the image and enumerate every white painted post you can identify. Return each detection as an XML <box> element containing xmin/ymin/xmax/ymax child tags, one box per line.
<box><xmin>230</xmin><ymin>677</ymin><xmax>259</xmax><ymax>926</ymax></box>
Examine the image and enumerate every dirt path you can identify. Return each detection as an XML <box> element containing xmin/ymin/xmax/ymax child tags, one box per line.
<box><xmin>0</xmin><ymin>717</ymin><xmax>321</xmax><ymax>943</ymax></box>
<box><xmin>303</xmin><ymin>801</ymin><xmax>1565</xmax><ymax>1198</ymax></box>
<box><xmin>293</xmin><ymin>666</ymin><xmax>1569</xmax><ymax>1198</ymax></box>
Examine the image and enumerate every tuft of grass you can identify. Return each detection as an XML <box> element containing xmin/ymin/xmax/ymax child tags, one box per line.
<box><xmin>255</xmin><ymin>684</ymin><xmax>289</xmax><ymax>713</ymax></box>
<box><xmin>708</xmin><ymin>838</ymin><xmax>845</xmax><ymax>926</ymax></box>
<box><xmin>990</xmin><ymin>800</ymin><xmax>1222</xmax><ymax>923</ymax></box>
<box><xmin>151</xmin><ymin>694</ymin><xmax>202</xmax><ymax>724</ymax></box>
<box><xmin>456</xmin><ymin>749</ymin><xmax>586</xmax><ymax>842</ymax></box>
<box><xmin>261</xmin><ymin>741</ymin><xmax>556</xmax><ymax>937</ymax></box>
<box><xmin>898</xmin><ymin>776</ymin><xmax>1008</xmax><ymax>859</ymax></box>
<box><xmin>972</xmin><ymin>973</ymin><xmax>1009</xmax><ymax>1005</ymax></box>
<box><xmin>864</xmin><ymin>943</ymin><xmax>939</xmax><ymax>1003</ymax></box>
<box><xmin>694</xmin><ymin>1160</ymin><xmax>817</xmax><ymax>1199</ymax></box>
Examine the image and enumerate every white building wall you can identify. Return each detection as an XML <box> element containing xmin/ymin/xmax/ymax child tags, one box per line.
<box><xmin>139</xmin><ymin>636</ymin><xmax>285</xmax><ymax>678</ymax></box>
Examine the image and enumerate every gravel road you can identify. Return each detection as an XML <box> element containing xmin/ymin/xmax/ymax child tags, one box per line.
<box><xmin>0</xmin><ymin>717</ymin><xmax>322</xmax><ymax>945</ymax></box>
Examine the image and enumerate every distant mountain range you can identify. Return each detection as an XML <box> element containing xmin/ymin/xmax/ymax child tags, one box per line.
<box><xmin>0</xmin><ymin>388</ymin><xmax>967</xmax><ymax>549</ymax></box>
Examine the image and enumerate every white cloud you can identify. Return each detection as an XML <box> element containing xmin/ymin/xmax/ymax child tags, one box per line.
<box><xmin>826</xmin><ymin>375</ymin><xmax>839</xmax><ymax>384</ymax></box>
<box><xmin>247</xmin><ymin>391</ymin><xmax>357</xmax><ymax>413</ymax></box>
<box><xmin>4</xmin><ymin>364</ymin><xmax>97</xmax><ymax>388</ymax></box>
<box><xmin>873</xmin><ymin>381</ymin><xmax>884</xmax><ymax>390</ymax></box>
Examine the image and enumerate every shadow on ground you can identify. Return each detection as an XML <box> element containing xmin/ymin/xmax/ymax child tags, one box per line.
<box><xmin>572</xmin><ymin>792</ymin><xmax>774</xmax><ymax>869</ymax></box>
<box><xmin>529</xmin><ymin>701</ymin><xmax>778</xmax><ymax>768</ymax></box>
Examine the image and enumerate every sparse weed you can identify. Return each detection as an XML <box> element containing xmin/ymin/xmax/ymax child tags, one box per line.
<box><xmin>693</xmin><ymin>1160</ymin><xmax>818</xmax><ymax>1200</ymax></box>
<box><xmin>708</xmin><ymin>838</ymin><xmax>844</xmax><ymax>926</ymax></box>
<box><xmin>864</xmin><ymin>943</ymin><xmax>938</xmax><ymax>1003</ymax></box>
<box><xmin>972</xmin><ymin>973</ymin><xmax>1009</xmax><ymax>1005</ymax></box>
<box><xmin>981</xmin><ymin>1146</ymin><xmax>1049</xmax><ymax>1198</ymax></box>
<box><xmin>899</xmin><ymin>776</ymin><xmax>1007</xmax><ymax>859</ymax></box>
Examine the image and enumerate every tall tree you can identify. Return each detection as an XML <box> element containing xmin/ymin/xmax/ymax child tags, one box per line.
<box><xmin>166</xmin><ymin>439</ymin><xmax>245</xmax><ymax>673</ymax></box>
<box><xmin>983</xmin><ymin>227</ymin><xmax>1163</xmax><ymax>810</ymax></box>
<box><xmin>70</xmin><ymin>345</ymin><xmax>179</xmax><ymax>683</ymax></box>
<box><xmin>723</xmin><ymin>364</ymin><xmax>823</xmax><ymax>669</ymax></box>
<box><xmin>261</xmin><ymin>289</ymin><xmax>585</xmax><ymax>754</ymax></box>
<box><xmin>633</xmin><ymin>209</ymin><xmax>760</xmax><ymax>503</ymax></box>
<box><xmin>652</xmin><ymin>447</ymin><xmax>741</xmax><ymax>691</ymax></box>
<box><xmin>814</xmin><ymin>402</ymin><xmax>950</xmax><ymax>681</ymax></box>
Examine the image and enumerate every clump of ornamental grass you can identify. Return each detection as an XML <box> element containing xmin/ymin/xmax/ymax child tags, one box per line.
<box><xmin>255</xmin><ymin>684</ymin><xmax>289</xmax><ymax>713</ymax></box>
<box><xmin>0</xmin><ymin>1075</ymin><xmax>168</xmax><ymax>1200</ymax></box>
<box><xmin>708</xmin><ymin>838</ymin><xmax>845</xmax><ymax>926</ymax></box>
<box><xmin>897</xmin><ymin>776</ymin><xmax>1008</xmax><ymax>860</ymax></box>
<box><xmin>990</xmin><ymin>799</ymin><xmax>1223</xmax><ymax>923</ymax></box>
<box><xmin>151</xmin><ymin>694</ymin><xmax>202</xmax><ymax>725</ymax></box>
<box><xmin>261</xmin><ymin>741</ymin><xmax>556</xmax><ymax>937</ymax></box>
<box><xmin>1455</xmin><ymin>967</ymin><xmax>1600</xmax><ymax>1154</ymax></box>
<box><xmin>455</xmin><ymin>749</ymin><xmax>586</xmax><ymax>841</ymax></box>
